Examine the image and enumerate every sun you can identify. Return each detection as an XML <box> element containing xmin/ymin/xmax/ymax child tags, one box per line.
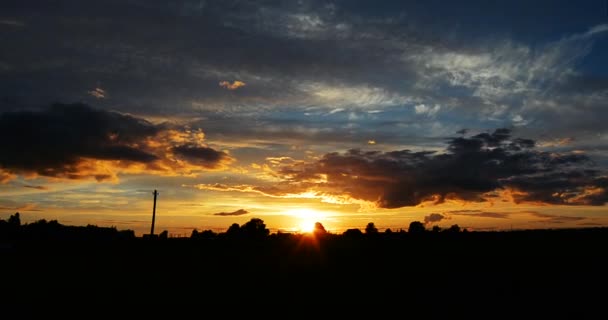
<box><xmin>287</xmin><ymin>208</ymin><xmax>325</xmax><ymax>233</ymax></box>
<box><xmin>298</xmin><ymin>219</ymin><xmax>317</xmax><ymax>233</ymax></box>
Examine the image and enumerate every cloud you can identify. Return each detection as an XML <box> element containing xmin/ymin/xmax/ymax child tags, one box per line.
<box><xmin>538</xmin><ymin>137</ymin><xmax>574</xmax><ymax>148</ymax></box>
<box><xmin>0</xmin><ymin>203</ymin><xmax>41</xmax><ymax>212</ymax></box>
<box><xmin>0</xmin><ymin>171</ymin><xmax>15</xmax><ymax>184</ymax></box>
<box><xmin>580</xmin><ymin>24</ymin><xmax>608</xmax><ymax>38</ymax></box>
<box><xmin>88</xmin><ymin>87</ymin><xmax>106</xmax><ymax>99</ymax></box>
<box><xmin>578</xmin><ymin>222</ymin><xmax>603</xmax><ymax>226</ymax></box>
<box><xmin>424</xmin><ymin>213</ymin><xmax>447</xmax><ymax>225</ymax></box>
<box><xmin>172</xmin><ymin>145</ymin><xmax>231</xmax><ymax>169</ymax></box>
<box><xmin>403</xmin><ymin>23</ymin><xmax>608</xmax><ymax>131</ymax></box>
<box><xmin>0</xmin><ymin>19</ymin><xmax>25</xmax><ymax>27</ymax></box>
<box><xmin>299</xmin><ymin>82</ymin><xmax>412</xmax><ymax>109</ymax></box>
<box><xmin>189</xmin><ymin>128</ymin><xmax>608</xmax><ymax>208</ymax></box>
<box><xmin>529</xmin><ymin>212</ymin><xmax>586</xmax><ymax>224</ymax></box>
<box><xmin>213</xmin><ymin>209</ymin><xmax>249</xmax><ymax>216</ymax></box>
<box><xmin>0</xmin><ymin>103</ymin><xmax>233</xmax><ymax>182</ymax></box>
<box><xmin>23</xmin><ymin>184</ymin><xmax>49</xmax><ymax>190</ymax></box>
<box><xmin>2</xmin><ymin>1</ymin><xmax>608</xmax><ymax>188</ymax></box>
<box><xmin>447</xmin><ymin>210</ymin><xmax>510</xmax><ymax>219</ymax></box>
<box><xmin>189</xmin><ymin>183</ymin><xmax>310</xmax><ymax>199</ymax></box>
<box><xmin>414</xmin><ymin>104</ymin><xmax>441</xmax><ymax>117</ymax></box>
<box><xmin>219</xmin><ymin>80</ymin><xmax>246</xmax><ymax>90</ymax></box>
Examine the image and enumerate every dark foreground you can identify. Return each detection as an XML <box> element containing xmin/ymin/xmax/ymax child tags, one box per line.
<box><xmin>1</xmin><ymin>228</ymin><xmax>607</xmax><ymax>317</ymax></box>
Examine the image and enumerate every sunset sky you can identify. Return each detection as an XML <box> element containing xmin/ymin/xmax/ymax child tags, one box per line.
<box><xmin>1</xmin><ymin>1</ymin><xmax>608</xmax><ymax>236</ymax></box>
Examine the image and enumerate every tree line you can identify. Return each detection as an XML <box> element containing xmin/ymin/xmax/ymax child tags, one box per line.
<box><xmin>1</xmin><ymin>212</ymin><xmax>466</xmax><ymax>242</ymax></box>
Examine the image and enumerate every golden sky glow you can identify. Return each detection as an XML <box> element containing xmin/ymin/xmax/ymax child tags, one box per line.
<box><xmin>1</xmin><ymin>2</ymin><xmax>608</xmax><ymax>236</ymax></box>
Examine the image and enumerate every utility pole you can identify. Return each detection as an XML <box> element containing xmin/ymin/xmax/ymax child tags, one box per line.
<box><xmin>150</xmin><ymin>189</ymin><xmax>158</xmax><ymax>235</ymax></box>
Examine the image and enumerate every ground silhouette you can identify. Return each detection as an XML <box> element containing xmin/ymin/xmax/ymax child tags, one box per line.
<box><xmin>0</xmin><ymin>213</ymin><xmax>606</xmax><ymax>317</ymax></box>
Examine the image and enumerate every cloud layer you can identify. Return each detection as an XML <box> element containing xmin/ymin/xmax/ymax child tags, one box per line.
<box><xmin>213</xmin><ymin>209</ymin><xmax>249</xmax><ymax>216</ymax></box>
<box><xmin>0</xmin><ymin>103</ymin><xmax>232</xmax><ymax>182</ymax></box>
<box><xmin>194</xmin><ymin>129</ymin><xmax>607</xmax><ymax>208</ymax></box>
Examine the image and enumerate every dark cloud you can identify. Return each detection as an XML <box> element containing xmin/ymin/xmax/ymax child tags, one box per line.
<box><xmin>213</xmin><ymin>209</ymin><xmax>249</xmax><ymax>216</ymax></box>
<box><xmin>424</xmin><ymin>213</ymin><xmax>446</xmax><ymax>225</ymax></box>
<box><xmin>214</xmin><ymin>128</ymin><xmax>608</xmax><ymax>208</ymax></box>
<box><xmin>0</xmin><ymin>103</ymin><xmax>158</xmax><ymax>180</ymax></box>
<box><xmin>172</xmin><ymin>145</ymin><xmax>231</xmax><ymax>170</ymax></box>
<box><xmin>578</xmin><ymin>222</ymin><xmax>604</xmax><ymax>226</ymax></box>
<box><xmin>0</xmin><ymin>103</ymin><xmax>232</xmax><ymax>181</ymax></box>
<box><xmin>447</xmin><ymin>210</ymin><xmax>511</xmax><ymax>219</ymax></box>
<box><xmin>505</xmin><ymin>171</ymin><xmax>608</xmax><ymax>206</ymax></box>
<box><xmin>23</xmin><ymin>185</ymin><xmax>48</xmax><ymax>190</ymax></box>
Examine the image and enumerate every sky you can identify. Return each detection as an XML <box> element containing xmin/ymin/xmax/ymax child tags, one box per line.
<box><xmin>1</xmin><ymin>0</ymin><xmax>608</xmax><ymax>236</ymax></box>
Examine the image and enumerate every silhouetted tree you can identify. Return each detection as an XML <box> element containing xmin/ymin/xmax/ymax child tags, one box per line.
<box><xmin>446</xmin><ymin>224</ymin><xmax>461</xmax><ymax>233</ymax></box>
<box><xmin>313</xmin><ymin>222</ymin><xmax>327</xmax><ymax>237</ymax></box>
<box><xmin>343</xmin><ymin>228</ymin><xmax>363</xmax><ymax>238</ymax></box>
<box><xmin>408</xmin><ymin>221</ymin><xmax>426</xmax><ymax>234</ymax></box>
<box><xmin>226</xmin><ymin>223</ymin><xmax>241</xmax><ymax>237</ymax></box>
<box><xmin>8</xmin><ymin>212</ymin><xmax>20</xmax><ymax>227</ymax></box>
<box><xmin>365</xmin><ymin>222</ymin><xmax>378</xmax><ymax>234</ymax></box>
<box><xmin>241</xmin><ymin>218</ymin><xmax>269</xmax><ymax>239</ymax></box>
<box><xmin>200</xmin><ymin>229</ymin><xmax>216</xmax><ymax>239</ymax></box>
<box><xmin>384</xmin><ymin>228</ymin><xmax>393</xmax><ymax>234</ymax></box>
<box><xmin>191</xmin><ymin>229</ymin><xmax>199</xmax><ymax>238</ymax></box>
<box><xmin>432</xmin><ymin>225</ymin><xmax>441</xmax><ymax>233</ymax></box>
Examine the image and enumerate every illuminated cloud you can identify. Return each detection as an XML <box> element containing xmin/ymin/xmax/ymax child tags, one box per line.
<box><xmin>300</xmin><ymin>82</ymin><xmax>412</xmax><ymax>109</ymax></box>
<box><xmin>2</xmin><ymin>1</ymin><xmax>608</xmax><ymax>232</ymax></box>
<box><xmin>190</xmin><ymin>183</ymin><xmax>309</xmax><ymax>199</ymax></box>
<box><xmin>414</xmin><ymin>104</ymin><xmax>441</xmax><ymax>117</ymax></box>
<box><xmin>0</xmin><ymin>171</ymin><xmax>15</xmax><ymax>184</ymax></box>
<box><xmin>0</xmin><ymin>203</ymin><xmax>41</xmax><ymax>212</ymax></box>
<box><xmin>219</xmin><ymin>80</ymin><xmax>246</xmax><ymax>90</ymax></box>
<box><xmin>193</xmin><ymin>129</ymin><xmax>608</xmax><ymax>208</ymax></box>
<box><xmin>538</xmin><ymin>137</ymin><xmax>574</xmax><ymax>148</ymax></box>
<box><xmin>88</xmin><ymin>87</ymin><xmax>106</xmax><ymax>99</ymax></box>
<box><xmin>0</xmin><ymin>103</ymin><xmax>233</xmax><ymax>182</ymax></box>
<box><xmin>213</xmin><ymin>209</ymin><xmax>249</xmax><ymax>216</ymax></box>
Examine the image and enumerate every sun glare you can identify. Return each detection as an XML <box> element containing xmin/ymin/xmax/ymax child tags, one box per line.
<box><xmin>299</xmin><ymin>220</ymin><xmax>316</xmax><ymax>233</ymax></box>
<box><xmin>287</xmin><ymin>208</ymin><xmax>325</xmax><ymax>233</ymax></box>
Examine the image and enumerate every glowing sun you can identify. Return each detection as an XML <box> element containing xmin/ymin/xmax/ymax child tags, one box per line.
<box><xmin>299</xmin><ymin>220</ymin><xmax>316</xmax><ymax>233</ymax></box>
<box><xmin>287</xmin><ymin>208</ymin><xmax>324</xmax><ymax>233</ymax></box>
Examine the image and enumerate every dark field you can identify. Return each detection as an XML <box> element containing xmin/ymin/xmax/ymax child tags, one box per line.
<box><xmin>1</xmin><ymin>223</ymin><xmax>606</xmax><ymax>317</ymax></box>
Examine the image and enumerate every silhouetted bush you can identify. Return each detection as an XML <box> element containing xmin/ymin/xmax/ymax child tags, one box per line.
<box><xmin>343</xmin><ymin>228</ymin><xmax>363</xmax><ymax>238</ymax></box>
<box><xmin>408</xmin><ymin>221</ymin><xmax>426</xmax><ymax>234</ymax></box>
<box><xmin>240</xmin><ymin>218</ymin><xmax>270</xmax><ymax>239</ymax></box>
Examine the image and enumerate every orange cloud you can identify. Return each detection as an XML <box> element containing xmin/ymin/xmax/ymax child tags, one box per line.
<box><xmin>0</xmin><ymin>170</ymin><xmax>15</xmax><ymax>184</ymax></box>
<box><xmin>219</xmin><ymin>80</ymin><xmax>246</xmax><ymax>90</ymax></box>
